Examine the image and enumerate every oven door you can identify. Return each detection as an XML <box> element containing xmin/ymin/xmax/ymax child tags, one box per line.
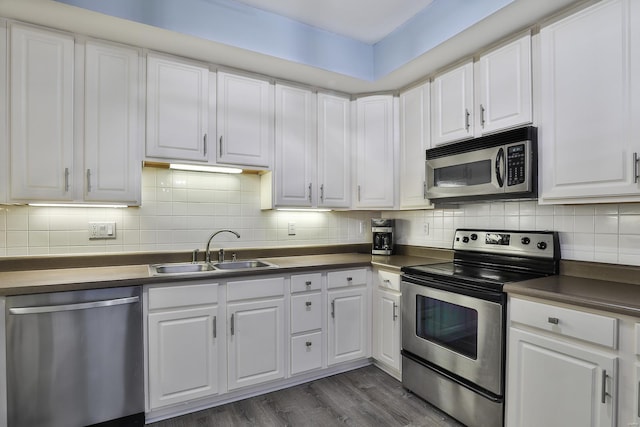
<box><xmin>401</xmin><ymin>276</ymin><xmax>504</xmax><ymax>396</ymax></box>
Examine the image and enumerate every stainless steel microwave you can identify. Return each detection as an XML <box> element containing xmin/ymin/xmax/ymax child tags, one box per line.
<box><xmin>425</xmin><ymin>126</ymin><xmax>537</xmax><ymax>204</ymax></box>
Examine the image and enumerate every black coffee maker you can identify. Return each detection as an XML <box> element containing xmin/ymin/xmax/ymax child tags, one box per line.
<box><xmin>371</xmin><ymin>219</ymin><xmax>394</xmax><ymax>255</ymax></box>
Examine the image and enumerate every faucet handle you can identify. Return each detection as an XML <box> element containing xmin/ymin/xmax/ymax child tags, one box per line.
<box><xmin>218</xmin><ymin>248</ymin><xmax>225</xmax><ymax>263</ymax></box>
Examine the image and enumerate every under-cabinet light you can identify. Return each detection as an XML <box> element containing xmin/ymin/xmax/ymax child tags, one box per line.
<box><xmin>276</xmin><ymin>208</ymin><xmax>332</xmax><ymax>212</ymax></box>
<box><xmin>28</xmin><ymin>203</ymin><xmax>128</xmax><ymax>208</ymax></box>
<box><xmin>169</xmin><ymin>164</ymin><xmax>243</xmax><ymax>174</ymax></box>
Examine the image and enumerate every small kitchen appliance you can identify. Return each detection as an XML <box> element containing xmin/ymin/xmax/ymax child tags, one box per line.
<box><xmin>371</xmin><ymin>219</ymin><xmax>394</xmax><ymax>255</ymax></box>
<box><xmin>401</xmin><ymin>229</ymin><xmax>560</xmax><ymax>427</ymax></box>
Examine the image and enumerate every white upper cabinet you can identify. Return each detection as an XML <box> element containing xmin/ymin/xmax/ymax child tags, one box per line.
<box><xmin>9</xmin><ymin>23</ymin><xmax>75</xmax><ymax>201</ymax></box>
<box><xmin>0</xmin><ymin>21</ymin><xmax>8</xmax><ymax>204</ymax></box>
<box><xmin>431</xmin><ymin>61</ymin><xmax>474</xmax><ymax>146</ymax></box>
<box><xmin>273</xmin><ymin>83</ymin><xmax>316</xmax><ymax>207</ymax></box>
<box><xmin>477</xmin><ymin>34</ymin><xmax>532</xmax><ymax>134</ymax></box>
<box><xmin>399</xmin><ymin>82</ymin><xmax>432</xmax><ymax>209</ymax></box>
<box><xmin>84</xmin><ymin>40</ymin><xmax>141</xmax><ymax>204</ymax></box>
<box><xmin>317</xmin><ymin>93</ymin><xmax>351</xmax><ymax>208</ymax></box>
<box><xmin>146</xmin><ymin>53</ymin><xmax>209</xmax><ymax>162</ymax></box>
<box><xmin>539</xmin><ymin>0</ymin><xmax>640</xmax><ymax>203</ymax></box>
<box><xmin>354</xmin><ymin>95</ymin><xmax>395</xmax><ymax>209</ymax></box>
<box><xmin>217</xmin><ymin>71</ymin><xmax>273</xmax><ymax>168</ymax></box>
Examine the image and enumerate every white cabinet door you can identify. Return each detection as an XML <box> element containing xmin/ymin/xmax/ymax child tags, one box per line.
<box><xmin>354</xmin><ymin>95</ymin><xmax>395</xmax><ymax>208</ymax></box>
<box><xmin>477</xmin><ymin>34</ymin><xmax>532</xmax><ymax>134</ymax></box>
<box><xmin>148</xmin><ymin>305</ymin><xmax>219</xmax><ymax>409</ymax></box>
<box><xmin>217</xmin><ymin>71</ymin><xmax>273</xmax><ymax>168</ymax></box>
<box><xmin>328</xmin><ymin>287</ymin><xmax>368</xmax><ymax>365</ymax></box>
<box><xmin>318</xmin><ymin>93</ymin><xmax>351</xmax><ymax>208</ymax></box>
<box><xmin>0</xmin><ymin>21</ymin><xmax>7</xmax><ymax>204</ymax></box>
<box><xmin>84</xmin><ymin>41</ymin><xmax>141</xmax><ymax>204</ymax></box>
<box><xmin>146</xmin><ymin>53</ymin><xmax>209</xmax><ymax>162</ymax></box>
<box><xmin>374</xmin><ymin>288</ymin><xmax>401</xmax><ymax>373</ymax></box>
<box><xmin>507</xmin><ymin>328</ymin><xmax>617</xmax><ymax>427</ymax></box>
<box><xmin>431</xmin><ymin>61</ymin><xmax>474</xmax><ymax>146</ymax></box>
<box><xmin>274</xmin><ymin>83</ymin><xmax>316</xmax><ymax>207</ymax></box>
<box><xmin>399</xmin><ymin>82</ymin><xmax>431</xmax><ymax>209</ymax></box>
<box><xmin>540</xmin><ymin>0</ymin><xmax>640</xmax><ymax>203</ymax></box>
<box><xmin>227</xmin><ymin>298</ymin><xmax>285</xmax><ymax>390</ymax></box>
<box><xmin>10</xmin><ymin>23</ymin><xmax>74</xmax><ymax>201</ymax></box>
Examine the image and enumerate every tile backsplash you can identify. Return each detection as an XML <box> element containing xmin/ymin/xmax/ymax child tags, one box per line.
<box><xmin>0</xmin><ymin>168</ymin><xmax>375</xmax><ymax>257</ymax></box>
<box><xmin>385</xmin><ymin>202</ymin><xmax>640</xmax><ymax>266</ymax></box>
<box><xmin>1</xmin><ymin>168</ymin><xmax>639</xmax><ymax>267</ymax></box>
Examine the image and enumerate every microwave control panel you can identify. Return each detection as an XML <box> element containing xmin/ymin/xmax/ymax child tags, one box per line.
<box><xmin>506</xmin><ymin>144</ymin><xmax>526</xmax><ymax>186</ymax></box>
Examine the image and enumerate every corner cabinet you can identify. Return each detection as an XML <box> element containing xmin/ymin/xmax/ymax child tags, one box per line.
<box><xmin>9</xmin><ymin>23</ymin><xmax>142</xmax><ymax>205</ymax></box>
<box><xmin>539</xmin><ymin>0</ymin><xmax>640</xmax><ymax>204</ymax></box>
<box><xmin>147</xmin><ymin>282</ymin><xmax>221</xmax><ymax>410</ymax></box>
<box><xmin>354</xmin><ymin>95</ymin><xmax>396</xmax><ymax>209</ymax></box>
<box><xmin>145</xmin><ymin>53</ymin><xmax>209</xmax><ymax>163</ymax></box>
<box><xmin>399</xmin><ymin>82</ymin><xmax>431</xmax><ymax>209</ymax></box>
<box><xmin>216</xmin><ymin>71</ymin><xmax>273</xmax><ymax>168</ymax></box>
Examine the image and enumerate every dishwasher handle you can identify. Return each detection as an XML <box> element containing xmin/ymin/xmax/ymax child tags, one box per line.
<box><xmin>9</xmin><ymin>296</ymin><xmax>139</xmax><ymax>315</ymax></box>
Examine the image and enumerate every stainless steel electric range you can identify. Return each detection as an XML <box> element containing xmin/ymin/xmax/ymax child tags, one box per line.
<box><xmin>401</xmin><ymin>229</ymin><xmax>560</xmax><ymax>427</ymax></box>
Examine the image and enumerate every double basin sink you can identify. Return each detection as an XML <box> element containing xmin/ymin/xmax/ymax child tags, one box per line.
<box><xmin>149</xmin><ymin>260</ymin><xmax>278</xmax><ymax>276</ymax></box>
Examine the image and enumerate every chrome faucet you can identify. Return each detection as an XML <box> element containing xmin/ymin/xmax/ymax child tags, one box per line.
<box><xmin>205</xmin><ymin>230</ymin><xmax>240</xmax><ymax>263</ymax></box>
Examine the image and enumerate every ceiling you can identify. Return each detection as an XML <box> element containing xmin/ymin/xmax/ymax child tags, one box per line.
<box><xmin>0</xmin><ymin>0</ymin><xmax>583</xmax><ymax>93</ymax></box>
<box><xmin>233</xmin><ymin>0</ymin><xmax>435</xmax><ymax>44</ymax></box>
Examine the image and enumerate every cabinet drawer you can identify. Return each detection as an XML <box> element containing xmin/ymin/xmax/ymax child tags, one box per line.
<box><xmin>291</xmin><ymin>273</ymin><xmax>322</xmax><ymax>293</ymax></box>
<box><xmin>291</xmin><ymin>293</ymin><xmax>322</xmax><ymax>334</ymax></box>
<box><xmin>148</xmin><ymin>283</ymin><xmax>218</xmax><ymax>310</ymax></box>
<box><xmin>510</xmin><ymin>298</ymin><xmax>618</xmax><ymax>349</ymax></box>
<box><xmin>377</xmin><ymin>269</ymin><xmax>400</xmax><ymax>291</ymax></box>
<box><xmin>327</xmin><ymin>268</ymin><xmax>367</xmax><ymax>289</ymax></box>
<box><xmin>227</xmin><ymin>277</ymin><xmax>285</xmax><ymax>302</ymax></box>
<box><xmin>290</xmin><ymin>331</ymin><xmax>322</xmax><ymax>375</ymax></box>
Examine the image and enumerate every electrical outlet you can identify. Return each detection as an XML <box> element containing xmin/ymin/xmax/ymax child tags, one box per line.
<box><xmin>287</xmin><ymin>222</ymin><xmax>296</xmax><ymax>236</ymax></box>
<box><xmin>89</xmin><ymin>221</ymin><xmax>116</xmax><ymax>239</ymax></box>
<box><xmin>424</xmin><ymin>223</ymin><xmax>430</xmax><ymax>235</ymax></box>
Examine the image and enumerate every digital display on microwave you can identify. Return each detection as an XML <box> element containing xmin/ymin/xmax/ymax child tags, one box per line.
<box><xmin>433</xmin><ymin>159</ymin><xmax>492</xmax><ymax>187</ymax></box>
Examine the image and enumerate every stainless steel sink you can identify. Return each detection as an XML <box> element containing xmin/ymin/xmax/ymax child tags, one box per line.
<box><xmin>149</xmin><ymin>262</ymin><xmax>216</xmax><ymax>275</ymax></box>
<box><xmin>210</xmin><ymin>260</ymin><xmax>277</xmax><ymax>270</ymax></box>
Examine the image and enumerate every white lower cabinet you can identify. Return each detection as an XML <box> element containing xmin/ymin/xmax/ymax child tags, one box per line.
<box><xmin>327</xmin><ymin>285</ymin><xmax>369</xmax><ymax>365</ymax></box>
<box><xmin>147</xmin><ymin>283</ymin><xmax>221</xmax><ymax>410</ymax></box>
<box><xmin>374</xmin><ymin>287</ymin><xmax>401</xmax><ymax>376</ymax></box>
<box><xmin>507</xmin><ymin>297</ymin><xmax>619</xmax><ymax>427</ymax></box>
<box><xmin>227</xmin><ymin>276</ymin><xmax>285</xmax><ymax>391</ymax></box>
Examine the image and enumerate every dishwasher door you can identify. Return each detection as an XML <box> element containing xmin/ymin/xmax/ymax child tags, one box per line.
<box><xmin>6</xmin><ymin>286</ymin><xmax>144</xmax><ymax>427</ymax></box>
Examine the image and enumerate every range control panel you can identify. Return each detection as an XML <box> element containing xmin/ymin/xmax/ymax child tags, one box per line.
<box><xmin>453</xmin><ymin>229</ymin><xmax>558</xmax><ymax>259</ymax></box>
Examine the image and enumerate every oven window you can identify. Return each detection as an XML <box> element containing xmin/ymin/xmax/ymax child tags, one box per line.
<box><xmin>416</xmin><ymin>295</ymin><xmax>478</xmax><ymax>359</ymax></box>
<box><xmin>433</xmin><ymin>159</ymin><xmax>492</xmax><ymax>187</ymax></box>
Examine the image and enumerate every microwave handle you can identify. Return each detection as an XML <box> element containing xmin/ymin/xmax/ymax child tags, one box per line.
<box><xmin>495</xmin><ymin>148</ymin><xmax>505</xmax><ymax>188</ymax></box>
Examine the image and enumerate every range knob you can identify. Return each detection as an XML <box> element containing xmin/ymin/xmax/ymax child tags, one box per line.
<box><xmin>462</xmin><ymin>236</ymin><xmax>470</xmax><ymax>243</ymax></box>
<box><xmin>521</xmin><ymin>237</ymin><xmax>531</xmax><ymax>245</ymax></box>
<box><xmin>537</xmin><ymin>241</ymin><xmax>548</xmax><ymax>250</ymax></box>
<box><xmin>470</xmin><ymin>233</ymin><xmax>478</xmax><ymax>241</ymax></box>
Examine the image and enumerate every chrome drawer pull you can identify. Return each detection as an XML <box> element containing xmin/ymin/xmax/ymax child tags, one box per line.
<box><xmin>547</xmin><ymin>317</ymin><xmax>559</xmax><ymax>325</ymax></box>
<box><xmin>305</xmin><ymin>281</ymin><xmax>312</xmax><ymax>287</ymax></box>
<box><xmin>306</xmin><ymin>341</ymin><xmax>312</xmax><ymax>347</ymax></box>
<box><xmin>305</xmin><ymin>301</ymin><xmax>312</xmax><ymax>307</ymax></box>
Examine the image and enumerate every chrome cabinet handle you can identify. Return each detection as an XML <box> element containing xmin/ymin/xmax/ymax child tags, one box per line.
<box><xmin>305</xmin><ymin>301</ymin><xmax>312</xmax><ymax>307</ymax></box>
<box><xmin>86</xmin><ymin>169</ymin><xmax>91</xmax><ymax>193</ymax></box>
<box><xmin>547</xmin><ymin>317</ymin><xmax>559</xmax><ymax>325</ymax></box>
<box><xmin>305</xmin><ymin>341</ymin><xmax>312</xmax><ymax>347</ymax></box>
<box><xmin>637</xmin><ymin>380</ymin><xmax>640</xmax><ymax>417</ymax></box>
<box><xmin>423</xmin><ymin>181</ymin><xmax>427</xmax><ymax>199</ymax></box>
<box><xmin>346</xmin><ymin>277</ymin><xmax>353</xmax><ymax>283</ymax></box>
<box><xmin>331</xmin><ymin>300</ymin><xmax>335</xmax><ymax>318</ymax></box>
<box><xmin>213</xmin><ymin>315</ymin><xmax>217</xmax><ymax>339</ymax></box>
<box><xmin>203</xmin><ymin>133</ymin><xmax>208</xmax><ymax>156</ymax></box>
<box><xmin>465</xmin><ymin>108</ymin><xmax>470</xmax><ymax>131</ymax></box>
<box><xmin>480</xmin><ymin>104</ymin><xmax>485</xmax><ymax>128</ymax></box>
<box><xmin>634</xmin><ymin>152</ymin><xmax>639</xmax><ymax>184</ymax></box>
<box><xmin>219</xmin><ymin>136</ymin><xmax>223</xmax><ymax>157</ymax></box>
<box><xmin>230</xmin><ymin>313</ymin><xmax>235</xmax><ymax>336</ymax></box>
<box><xmin>601</xmin><ymin>370</ymin><xmax>610</xmax><ymax>404</ymax></box>
<box><xmin>392</xmin><ymin>302</ymin><xmax>398</xmax><ymax>320</ymax></box>
<box><xmin>305</xmin><ymin>281</ymin><xmax>312</xmax><ymax>287</ymax></box>
<box><xmin>320</xmin><ymin>184</ymin><xmax>324</xmax><ymax>202</ymax></box>
<box><xmin>308</xmin><ymin>183</ymin><xmax>312</xmax><ymax>202</ymax></box>
<box><xmin>357</xmin><ymin>185</ymin><xmax>361</xmax><ymax>201</ymax></box>
<box><xmin>64</xmin><ymin>167</ymin><xmax>70</xmax><ymax>192</ymax></box>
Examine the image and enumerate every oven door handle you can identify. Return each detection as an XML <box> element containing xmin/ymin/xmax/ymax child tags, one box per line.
<box><xmin>495</xmin><ymin>147</ymin><xmax>505</xmax><ymax>188</ymax></box>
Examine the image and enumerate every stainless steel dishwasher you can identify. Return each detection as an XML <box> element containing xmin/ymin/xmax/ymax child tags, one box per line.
<box><xmin>6</xmin><ymin>286</ymin><xmax>144</xmax><ymax>427</ymax></box>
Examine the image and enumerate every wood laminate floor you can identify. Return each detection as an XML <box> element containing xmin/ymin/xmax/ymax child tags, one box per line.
<box><xmin>149</xmin><ymin>366</ymin><xmax>465</xmax><ymax>427</ymax></box>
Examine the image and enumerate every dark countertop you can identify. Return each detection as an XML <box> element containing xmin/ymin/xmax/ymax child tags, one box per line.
<box><xmin>505</xmin><ymin>275</ymin><xmax>640</xmax><ymax>318</ymax></box>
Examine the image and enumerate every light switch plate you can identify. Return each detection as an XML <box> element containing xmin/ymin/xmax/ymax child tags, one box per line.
<box><xmin>89</xmin><ymin>221</ymin><xmax>116</xmax><ymax>239</ymax></box>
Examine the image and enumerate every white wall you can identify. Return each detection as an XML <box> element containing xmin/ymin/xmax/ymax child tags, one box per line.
<box><xmin>386</xmin><ymin>202</ymin><xmax>640</xmax><ymax>266</ymax></box>
<box><xmin>0</xmin><ymin>168</ymin><xmax>375</xmax><ymax>256</ymax></box>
